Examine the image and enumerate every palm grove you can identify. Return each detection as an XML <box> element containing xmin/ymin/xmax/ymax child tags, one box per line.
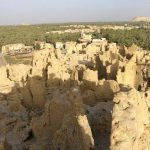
<box><xmin>0</xmin><ymin>24</ymin><xmax>150</xmax><ymax>51</ymax></box>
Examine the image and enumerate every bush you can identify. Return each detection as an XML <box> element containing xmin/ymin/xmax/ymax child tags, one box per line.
<box><xmin>93</xmin><ymin>28</ymin><xmax>150</xmax><ymax>50</ymax></box>
<box><xmin>0</xmin><ymin>25</ymin><xmax>80</xmax><ymax>51</ymax></box>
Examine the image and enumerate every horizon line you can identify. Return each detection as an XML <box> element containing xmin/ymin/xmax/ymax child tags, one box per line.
<box><xmin>0</xmin><ymin>20</ymin><xmax>136</xmax><ymax>26</ymax></box>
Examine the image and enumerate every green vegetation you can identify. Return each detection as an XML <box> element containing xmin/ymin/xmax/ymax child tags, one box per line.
<box><xmin>0</xmin><ymin>24</ymin><xmax>80</xmax><ymax>51</ymax></box>
<box><xmin>44</xmin><ymin>33</ymin><xmax>80</xmax><ymax>44</ymax></box>
<box><xmin>93</xmin><ymin>28</ymin><xmax>150</xmax><ymax>50</ymax></box>
<box><xmin>0</xmin><ymin>23</ymin><xmax>150</xmax><ymax>52</ymax></box>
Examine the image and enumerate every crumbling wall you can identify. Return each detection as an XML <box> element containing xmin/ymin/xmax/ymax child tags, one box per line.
<box><xmin>52</xmin><ymin>88</ymin><xmax>95</xmax><ymax>150</ymax></box>
<box><xmin>111</xmin><ymin>88</ymin><xmax>150</xmax><ymax>150</ymax></box>
<box><xmin>0</xmin><ymin>40</ymin><xmax>150</xmax><ymax>150</ymax></box>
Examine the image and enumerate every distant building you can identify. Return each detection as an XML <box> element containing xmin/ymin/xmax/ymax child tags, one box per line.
<box><xmin>24</xmin><ymin>46</ymin><xmax>34</xmax><ymax>54</ymax></box>
<box><xmin>1</xmin><ymin>44</ymin><xmax>34</xmax><ymax>55</ymax></box>
<box><xmin>92</xmin><ymin>38</ymin><xmax>107</xmax><ymax>43</ymax></box>
<box><xmin>55</xmin><ymin>42</ymin><xmax>64</xmax><ymax>49</ymax></box>
<box><xmin>34</xmin><ymin>41</ymin><xmax>54</xmax><ymax>50</ymax></box>
<box><xmin>79</xmin><ymin>31</ymin><xmax>92</xmax><ymax>43</ymax></box>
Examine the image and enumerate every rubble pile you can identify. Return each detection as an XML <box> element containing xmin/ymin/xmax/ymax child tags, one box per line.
<box><xmin>0</xmin><ymin>38</ymin><xmax>149</xmax><ymax>150</ymax></box>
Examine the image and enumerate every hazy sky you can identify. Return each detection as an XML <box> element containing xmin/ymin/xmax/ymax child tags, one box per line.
<box><xmin>0</xmin><ymin>0</ymin><xmax>150</xmax><ymax>25</ymax></box>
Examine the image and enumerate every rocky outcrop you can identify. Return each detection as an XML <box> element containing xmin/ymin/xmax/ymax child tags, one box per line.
<box><xmin>52</xmin><ymin>88</ymin><xmax>95</xmax><ymax>150</ymax></box>
<box><xmin>111</xmin><ymin>88</ymin><xmax>150</xmax><ymax>150</ymax></box>
<box><xmin>0</xmin><ymin>39</ymin><xmax>149</xmax><ymax>149</ymax></box>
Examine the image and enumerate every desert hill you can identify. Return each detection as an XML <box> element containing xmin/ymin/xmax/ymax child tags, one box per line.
<box><xmin>132</xmin><ymin>16</ymin><xmax>150</xmax><ymax>22</ymax></box>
